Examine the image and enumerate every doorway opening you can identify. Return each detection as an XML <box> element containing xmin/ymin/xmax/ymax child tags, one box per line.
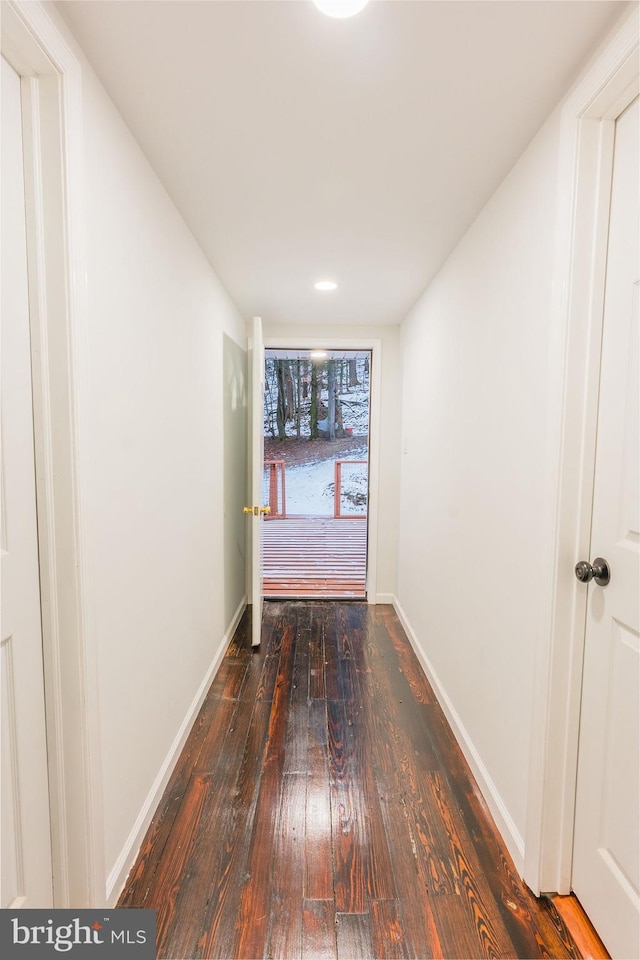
<box><xmin>262</xmin><ymin>348</ymin><xmax>371</xmax><ymax>598</ymax></box>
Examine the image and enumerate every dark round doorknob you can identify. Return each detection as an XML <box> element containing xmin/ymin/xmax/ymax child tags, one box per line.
<box><xmin>575</xmin><ymin>561</ymin><xmax>594</xmax><ymax>583</ymax></box>
<box><xmin>575</xmin><ymin>558</ymin><xmax>610</xmax><ymax>586</ymax></box>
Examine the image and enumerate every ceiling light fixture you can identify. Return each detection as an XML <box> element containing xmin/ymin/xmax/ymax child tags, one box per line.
<box><xmin>314</xmin><ymin>280</ymin><xmax>338</xmax><ymax>291</ymax></box>
<box><xmin>310</xmin><ymin>350</ymin><xmax>328</xmax><ymax>359</ymax></box>
<box><xmin>313</xmin><ymin>0</ymin><xmax>370</xmax><ymax>19</ymax></box>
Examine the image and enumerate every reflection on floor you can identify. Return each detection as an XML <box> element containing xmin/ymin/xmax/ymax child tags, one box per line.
<box><xmin>119</xmin><ymin>601</ymin><xmax>585</xmax><ymax>960</ymax></box>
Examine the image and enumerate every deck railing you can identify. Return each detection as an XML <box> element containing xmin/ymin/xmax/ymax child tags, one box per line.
<box><xmin>263</xmin><ymin>460</ymin><xmax>286</xmax><ymax>518</ymax></box>
<box><xmin>334</xmin><ymin>460</ymin><xmax>368</xmax><ymax>519</ymax></box>
<box><xmin>264</xmin><ymin>458</ymin><xmax>369</xmax><ymax>519</ymax></box>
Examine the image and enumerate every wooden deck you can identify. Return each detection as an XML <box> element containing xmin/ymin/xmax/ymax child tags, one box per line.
<box><xmin>263</xmin><ymin>517</ymin><xmax>367</xmax><ymax>598</ymax></box>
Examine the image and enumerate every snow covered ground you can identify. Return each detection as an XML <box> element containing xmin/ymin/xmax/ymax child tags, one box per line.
<box><xmin>263</xmin><ymin>446</ymin><xmax>368</xmax><ymax>516</ymax></box>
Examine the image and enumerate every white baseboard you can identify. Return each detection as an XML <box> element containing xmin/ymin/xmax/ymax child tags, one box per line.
<box><xmin>106</xmin><ymin>595</ymin><xmax>247</xmax><ymax>905</ymax></box>
<box><xmin>392</xmin><ymin>596</ymin><xmax>525</xmax><ymax>875</ymax></box>
<box><xmin>374</xmin><ymin>592</ymin><xmax>395</xmax><ymax>605</ymax></box>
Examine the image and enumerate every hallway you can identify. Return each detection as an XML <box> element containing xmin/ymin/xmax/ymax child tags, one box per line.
<box><xmin>119</xmin><ymin>602</ymin><xmax>583</xmax><ymax>959</ymax></box>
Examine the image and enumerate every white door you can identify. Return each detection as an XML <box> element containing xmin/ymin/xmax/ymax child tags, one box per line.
<box><xmin>572</xmin><ymin>96</ymin><xmax>639</xmax><ymax>959</ymax></box>
<box><xmin>249</xmin><ymin>316</ymin><xmax>265</xmax><ymax>646</ymax></box>
<box><xmin>1</xmin><ymin>55</ymin><xmax>54</xmax><ymax>907</ymax></box>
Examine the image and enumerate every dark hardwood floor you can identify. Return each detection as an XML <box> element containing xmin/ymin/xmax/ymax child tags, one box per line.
<box><xmin>118</xmin><ymin>602</ymin><xmax>583</xmax><ymax>959</ymax></box>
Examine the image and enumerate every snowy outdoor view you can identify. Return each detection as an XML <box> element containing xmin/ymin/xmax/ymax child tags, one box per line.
<box><xmin>263</xmin><ymin>350</ymin><xmax>370</xmax><ymax>517</ymax></box>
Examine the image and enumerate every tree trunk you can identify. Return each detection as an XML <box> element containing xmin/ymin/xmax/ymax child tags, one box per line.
<box><xmin>285</xmin><ymin>361</ymin><xmax>294</xmax><ymax>419</ymax></box>
<box><xmin>296</xmin><ymin>359</ymin><xmax>301</xmax><ymax>438</ymax></box>
<box><xmin>310</xmin><ymin>363</ymin><xmax>319</xmax><ymax>439</ymax></box>
<box><xmin>349</xmin><ymin>357</ymin><xmax>359</xmax><ymax>387</ymax></box>
<box><xmin>327</xmin><ymin>359</ymin><xmax>336</xmax><ymax>441</ymax></box>
<box><xmin>276</xmin><ymin>360</ymin><xmax>287</xmax><ymax>441</ymax></box>
<box><xmin>265</xmin><ymin>359</ymin><xmax>277</xmax><ymax>438</ymax></box>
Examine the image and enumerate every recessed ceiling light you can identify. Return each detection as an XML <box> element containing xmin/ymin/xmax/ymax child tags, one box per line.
<box><xmin>310</xmin><ymin>350</ymin><xmax>328</xmax><ymax>359</ymax></box>
<box><xmin>313</xmin><ymin>0</ymin><xmax>370</xmax><ymax>19</ymax></box>
<box><xmin>314</xmin><ymin>280</ymin><xmax>338</xmax><ymax>291</ymax></box>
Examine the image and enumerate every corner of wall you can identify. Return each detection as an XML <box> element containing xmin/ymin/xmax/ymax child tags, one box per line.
<box><xmin>374</xmin><ymin>593</ymin><xmax>395</xmax><ymax>605</ymax></box>
<box><xmin>105</xmin><ymin>594</ymin><xmax>247</xmax><ymax>906</ymax></box>
<box><xmin>391</xmin><ymin>596</ymin><xmax>526</xmax><ymax>875</ymax></box>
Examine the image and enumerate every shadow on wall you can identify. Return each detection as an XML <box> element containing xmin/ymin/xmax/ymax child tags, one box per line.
<box><xmin>223</xmin><ymin>334</ymin><xmax>247</xmax><ymax>625</ymax></box>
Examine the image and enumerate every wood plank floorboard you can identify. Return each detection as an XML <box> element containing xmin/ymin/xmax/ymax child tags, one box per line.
<box><xmin>118</xmin><ymin>602</ymin><xmax>585</xmax><ymax>960</ymax></box>
<box><xmin>551</xmin><ymin>896</ymin><xmax>610</xmax><ymax>960</ymax></box>
<box><xmin>302</xmin><ymin>900</ymin><xmax>337</xmax><ymax>960</ymax></box>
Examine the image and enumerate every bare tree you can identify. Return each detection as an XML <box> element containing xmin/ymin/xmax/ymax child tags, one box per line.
<box><xmin>327</xmin><ymin>359</ymin><xmax>336</xmax><ymax>441</ymax></box>
<box><xmin>310</xmin><ymin>362</ymin><xmax>319</xmax><ymax>439</ymax></box>
<box><xmin>275</xmin><ymin>360</ymin><xmax>287</xmax><ymax>441</ymax></box>
<box><xmin>296</xmin><ymin>359</ymin><xmax>301</xmax><ymax>438</ymax></box>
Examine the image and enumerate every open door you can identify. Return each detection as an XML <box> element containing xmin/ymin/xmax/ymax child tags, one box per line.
<box><xmin>1</xmin><ymin>53</ymin><xmax>54</xmax><ymax>907</ymax></box>
<box><xmin>570</xmin><ymin>95</ymin><xmax>639</xmax><ymax>960</ymax></box>
<box><xmin>248</xmin><ymin>316</ymin><xmax>265</xmax><ymax>646</ymax></box>
<box><xmin>261</xmin><ymin>348</ymin><xmax>370</xmax><ymax>599</ymax></box>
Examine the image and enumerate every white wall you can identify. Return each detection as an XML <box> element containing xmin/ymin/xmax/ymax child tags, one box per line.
<box><xmin>263</xmin><ymin>322</ymin><xmax>401</xmax><ymax>600</ymax></box>
<box><xmin>223</xmin><ymin>335</ymin><xmax>248</xmax><ymax>627</ymax></box>
<box><xmin>50</xmin><ymin>10</ymin><xmax>248</xmax><ymax>900</ymax></box>
<box><xmin>396</xmin><ymin>110</ymin><xmax>564</xmax><ymax>868</ymax></box>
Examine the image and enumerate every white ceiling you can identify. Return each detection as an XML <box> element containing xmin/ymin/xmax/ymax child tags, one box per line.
<box><xmin>56</xmin><ymin>0</ymin><xmax>627</xmax><ymax>327</ymax></box>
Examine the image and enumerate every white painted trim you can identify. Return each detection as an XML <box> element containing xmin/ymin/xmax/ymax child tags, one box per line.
<box><xmin>251</xmin><ymin>317</ymin><xmax>265</xmax><ymax>646</ymax></box>
<box><xmin>106</xmin><ymin>595</ymin><xmax>247</xmax><ymax>906</ymax></box>
<box><xmin>392</xmin><ymin>597</ymin><xmax>525</xmax><ymax>873</ymax></box>
<box><xmin>266</xmin><ymin>337</ymin><xmax>382</xmax><ymax>603</ymax></box>
<box><xmin>375</xmin><ymin>593</ymin><xmax>394</xmax><ymax>605</ymax></box>
<box><xmin>524</xmin><ymin>7</ymin><xmax>639</xmax><ymax>896</ymax></box>
<box><xmin>2</xmin><ymin>0</ymin><xmax>106</xmax><ymax>906</ymax></box>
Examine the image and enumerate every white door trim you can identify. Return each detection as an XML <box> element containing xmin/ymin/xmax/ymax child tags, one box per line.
<box><xmin>265</xmin><ymin>336</ymin><xmax>382</xmax><ymax>603</ymax></box>
<box><xmin>524</xmin><ymin>6</ymin><xmax>639</xmax><ymax>896</ymax></box>
<box><xmin>250</xmin><ymin>317</ymin><xmax>265</xmax><ymax>646</ymax></box>
<box><xmin>1</xmin><ymin>1</ymin><xmax>105</xmax><ymax>906</ymax></box>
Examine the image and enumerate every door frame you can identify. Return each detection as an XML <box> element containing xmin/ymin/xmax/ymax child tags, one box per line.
<box><xmin>1</xmin><ymin>1</ymin><xmax>105</xmax><ymax>905</ymax></box>
<box><xmin>249</xmin><ymin>316</ymin><xmax>265</xmax><ymax>645</ymax></box>
<box><xmin>265</xmin><ymin>337</ymin><xmax>382</xmax><ymax>603</ymax></box>
<box><xmin>524</xmin><ymin>6</ymin><xmax>639</xmax><ymax>896</ymax></box>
